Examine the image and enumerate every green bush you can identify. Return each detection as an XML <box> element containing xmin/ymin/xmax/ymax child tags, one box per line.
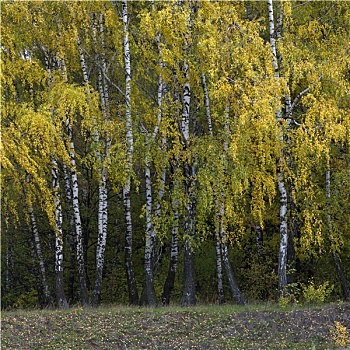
<box><xmin>301</xmin><ymin>280</ymin><xmax>333</xmax><ymax>304</ymax></box>
<box><xmin>13</xmin><ymin>289</ymin><xmax>39</xmax><ymax>309</ymax></box>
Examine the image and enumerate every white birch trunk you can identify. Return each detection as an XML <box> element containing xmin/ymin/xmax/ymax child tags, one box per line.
<box><xmin>141</xmin><ymin>142</ymin><xmax>158</xmax><ymax>306</ymax></box>
<box><xmin>202</xmin><ymin>72</ymin><xmax>225</xmax><ymax>303</ymax></box>
<box><xmin>93</xmin><ymin>175</ymin><xmax>108</xmax><ymax>306</ymax></box>
<box><xmin>181</xmin><ymin>59</ymin><xmax>190</xmax><ymax>143</ymax></box>
<box><xmin>181</xmin><ymin>54</ymin><xmax>196</xmax><ymax>306</ymax></box>
<box><xmin>59</xmin><ymin>56</ymin><xmax>83</xmax><ymax>306</ymax></box>
<box><xmin>122</xmin><ymin>0</ymin><xmax>138</xmax><ymax>305</ymax></box>
<box><xmin>214</xmin><ymin>197</ymin><xmax>225</xmax><ymax>304</ymax></box>
<box><xmin>44</xmin><ymin>54</ymin><xmax>68</xmax><ymax>309</ymax></box>
<box><xmin>142</xmin><ymin>34</ymin><xmax>164</xmax><ymax>305</ymax></box>
<box><xmin>152</xmin><ymin>135</ymin><xmax>167</xmax><ymax>271</ymax></box>
<box><xmin>162</xmin><ymin>197</ymin><xmax>179</xmax><ymax>305</ymax></box>
<box><xmin>268</xmin><ymin>0</ymin><xmax>289</xmax><ymax>297</ymax></box>
<box><xmin>66</xmin><ymin>119</ymin><xmax>89</xmax><ymax>307</ymax></box>
<box><xmin>99</xmin><ymin>13</ymin><xmax>111</xmax><ymax>116</ymax></box>
<box><xmin>52</xmin><ymin>158</ymin><xmax>69</xmax><ymax>309</ymax></box>
<box><xmin>180</xmin><ymin>14</ymin><xmax>198</xmax><ymax>304</ymax></box>
<box><xmin>26</xmin><ymin>174</ymin><xmax>52</xmax><ymax>306</ymax></box>
<box><xmin>28</xmin><ymin>199</ymin><xmax>52</xmax><ymax>305</ymax></box>
<box><xmin>87</xmin><ymin>16</ymin><xmax>111</xmax><ymax>306</ymax></box>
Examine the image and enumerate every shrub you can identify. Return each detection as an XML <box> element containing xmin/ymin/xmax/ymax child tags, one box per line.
<box><xmin>301</xmin><ymin>280</ymin><xmax>333</xmax><ymax>304</ymax></box>
<box><xmin>330</xmin><ymin>321</ymin><xmax>350</xmax><ymax>347</ymax></box>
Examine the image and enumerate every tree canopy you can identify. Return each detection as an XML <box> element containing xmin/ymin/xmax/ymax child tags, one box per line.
<box><xmin>1</xmin><ymin>0</ymin><xmax>350</xmax><ymax>309</ymax></box>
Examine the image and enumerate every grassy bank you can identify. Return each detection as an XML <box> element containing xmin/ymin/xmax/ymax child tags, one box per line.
<box><xmin>1</xmin><ymin>303</ymin><xmax>349</xmax><ymax>349</ymax></box>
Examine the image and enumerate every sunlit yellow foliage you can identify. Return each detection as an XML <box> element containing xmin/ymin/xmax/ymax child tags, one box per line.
<box><xmin>2</xmin><ymin>0</ymin><xmax>350</xmax><ymax>306</ymax></box>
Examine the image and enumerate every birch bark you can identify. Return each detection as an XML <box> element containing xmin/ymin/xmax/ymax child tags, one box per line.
<box><xmin>202</xmin><ymin>73</ymin><xmax>224</xmax><ymax>304</ymax></box>
<box><xmin>141</xmin><ymin>142</ymin><xmax>158</xmax><ymax>306</ymax></box>
<box><xmin>54</xmin><ymin>53</ymin><xmax>89</xmax><ymax>307</ymax></box>
<box><xmin>66</xmin><ymin>118</ymin><xmax>89</xmax><ymax>307</ymax></box>
<box><xmin>52</xmin><ymin>158</ymin><xmax>69</xmax><ymax>309</ymax></box>
<box><xmin>45</xmin><ymin>53</ymin><xmax>69</xmax><ymax>309</ymax></box>
<box><xmin>180</xmin><ymin>58</ymin><xmax>197</xmax><ymax>307</ymax></box>
<box><xmin>267</xmin><ymin>0</ymin><xmax>289</xmax><ymax>297</ymax></box>
<box><xmin>122</xmin><ymin>0</ymin><xmax>139</xmax><ymax>305</ymax></box>
<box><xmin>141</xmin><ymin>30</ymin><xmax>164</xmax><ymax>306</ymax></box>
<box><xmin>27</xmin><ymin>191</ymin><xmax>52</xmax><ymax>306</ymax></box>
<box><xmin>86</xmin><ymin>15</ymin><xmax>111</xmax><ymax>307</ymax></box>
<box><xmin>161</xmin><ymin>195</ymin><xmax>179</xmax><ymax>305</ymax></box>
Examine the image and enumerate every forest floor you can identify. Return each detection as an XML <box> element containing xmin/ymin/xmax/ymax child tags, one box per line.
<box><xmin>1</xmin><ymin>302</ymin><xmax>349</xmax><ymax>349</ymax></box>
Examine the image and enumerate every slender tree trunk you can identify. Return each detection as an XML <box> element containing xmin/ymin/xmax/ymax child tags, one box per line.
<box><xmin>4</xmin><ymin>227</ymin><xmax>14</xmax><ymax>294</ymax></box>
<box><xmin>326</xmin><ymin>169</ymin><xmax>350</xmax><ymax>301</ymax></box>
<box><xmin>141</xmin><ymin>35</ymin><xmax>164</xmax><ymax>305</ymax></box>
<box><xmin>180</xmin><ymin>52</ymin><xmax>197</xmax><ymax>306</ymax></box>
<box><xmin>203</xmin><ymin>80</ymin><xmax>243</xmax><ymax>304</ymax></box>
<box><xmin>181</xmin><ymin>59</ymin><xmax>190</xmax><ymax>143</ymax></box>
<box><xmin>181</xmin><ymin>164</ymin><xmax>197</xmax><ymax>307</ymax></box>
<box><xmin>114</xmin><ymin>192</ymin><xmax>123</xmax><ymax>266</ymax></box>
<box><xmin>285</xmin><ymin>79</ymin><xmax>299</xmax><ymax>286</ymax></box>
<box><xmin>202</xmin><ymin>74</ymin><xmax>213</xmax><ymax>135</ymax></box>
<box><xmin>287</xmin><ymin>181</ymin><xmax>299</xmax><ymax>284</ymax></box>
<box><xmin>332</xmin><ymin>252</ymin><xmax>350</xmax><ymax>301</ymax></box>
<box><xmin>28</xmin><ymin>236</ymin><xmax>45</xmax><ymax>308</ymax></box>
<box><xmin>44</xmin><ymin>52</ymin><xmax>67</xmax><ymax>308</ymax></box>
<box><xmin>219</xmin><ymin>199</ymin><xmax>245</xmax><ymax>305</ymax></box>
<box><xmin>179</xmin><ymin>3</ymin><xmax>199</xmax><ymax>306</ymax></box>
<box><xmin>92</xmin><ymin>168</ymin><xmax>108</xmax><ymax>306</ymax></box>
<box><xmin>66</xmin><ymin>120</ymin><xmax>89</xmax><ymax>307</ymax></box>
<box><xmin>162</xmin><ymin>197</ymin><xmax>179</xmax><ymax>305</ymax></box>
<box><xmin>221</xmin><ymin>243</ymin><xmax>245</xmax><ymax>305</ymax></box>
<box><xmin>52</xmin><ymin>158</ymin><xmax>69</xmax><ymax>309</ymax></box>
<box><xmin>215</xmin><ymin>210</ymin><xmax>225</xmax><ymax>304</ymax></box>
<box><xmin>202</xmin><ymin>73</ymin><xmax>225</xmax><ymax>304</ymax></box>
<box><xmin>152</xmin><ymin>139</ymin><xmax>166</xmax><ymax>273</ymax></box>
<box><xmin>182</xmin><ymin>239</ymin><xmax>196</xmax><ymax>307</ymax></box>
<box><xmin>63</xmin><ymin>164</ymin><xmax>76</xmax><ymax>303</ymax></box>
<box><xmin>277</xmin><ymin>170</ymin><xmax>288</xmax><ymax>296</ymax></box>
<box><xmin>122</xmin><ymin>0</ymin><xmax>139</xmax><ymax>305</ymax></box>
<box><xmin>255</xmin><ymin>225</ymin><xmax>264</xmax><ymax>259</ymax></box>
<box><xmin>89</xmin><ymin>15</ymin><xmax>111</xmax><ymax>307</ymax></box>
<box><xmin>26</xmin><ymin>174</ymin><xmax>52</xmax><ymax>306</ymax></box>
<box><xmin>141</xmin><ymin>141</ymin><xmax>158</xmax><ymax>306</ymax></box>
<box><xmin>267</xmin><ymin>0</ymin><xmax>289</xmax><ymax>297</ymax></box>
<box><xmin>221</xmin><ymin>105</ymin><xmax>245</xmax><ymax>304</ymax></box>
<box><xmin>182</xmin><ymin>166</ymin><xmax>198</xmax><ymax>308</ymax></box>
<box><xmin>28</xmin><ymin>205</ymin><xmax>52</xmax><ymax>306</ymax></box>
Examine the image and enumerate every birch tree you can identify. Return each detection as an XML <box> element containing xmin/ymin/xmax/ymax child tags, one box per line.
<box><xmin>2</xmin><ymin>0</ymin><xmax>350</xmax><ymax>309</ymax></box>
<box><xmin>121</xmin><ymin>0</ymin><xmax>139</xmax><ymax>305</ymax></box>
<box><xmin>267</xmin><ymin>0</ymin><xmax>289</xmax><ymax>297</ymax></box>
<box><xmin>51</xmin><ymin>158</ymin><xmax>69</xmax><ymax>309</ymax></box>
<box><xmin>27</xmin><ymin>190</ymin><xmax>53</xmax><ymax>306</ymax></box>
